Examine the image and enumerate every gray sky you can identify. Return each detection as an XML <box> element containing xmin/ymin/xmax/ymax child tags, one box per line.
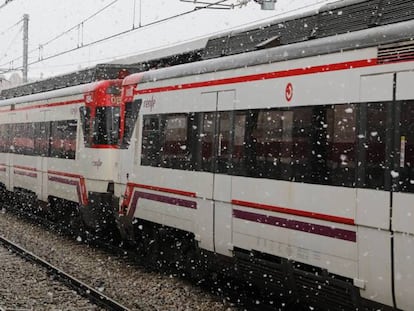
<box><xmin>0</xmin><ymin>0</ymin><xmax>333</xmax><ymax>79</ymax></box>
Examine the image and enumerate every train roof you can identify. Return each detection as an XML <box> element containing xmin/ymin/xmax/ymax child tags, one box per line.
<box><xmin>200</xmin><ymin>0</ymin><xmax>414</xmax><ymax>60</ymax></box>
<box><xmin>123</xmin><ymin>15</ymin><xmax>414</xmax><ymax>86</ymax></box>
<box><xmin>4</xmin><ymin>0</ymin><xmax>414</xmax><ymax>100</ymax></box>
<box><xmin>0</xmin><ymin>64</ymin><xmax>141</xmax><ymax>100</ymax></box>
<box><xmin>108</xmin><ymin>38</ymin><xmax>207</xmax><ymax>66</ymax></box>
<box><xmin>0</xmin><ymin>80</ymin><xmax>115</xmax><ymax>107</ymax></box>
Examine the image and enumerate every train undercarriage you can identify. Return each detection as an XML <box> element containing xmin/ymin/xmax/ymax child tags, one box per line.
<box><xmin>0</xmin><ymin>183</ymin><xmax>400</xmax><ymax>310</ymax></box>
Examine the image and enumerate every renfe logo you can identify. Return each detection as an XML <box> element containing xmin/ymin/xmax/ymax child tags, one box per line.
<box><xmin>143</xmin><ymin>96</ymin><xmax>156</xmax><ymax>111</ymax></box>
<box><xmin>285</xmin><ymin>82</ymin><xmax>293</xmax><ymax>102</ymax></box>
<box><xmin>84</xmin><ymin>92</ymin><xmax>94</xmax><ymax>104</ymax></box>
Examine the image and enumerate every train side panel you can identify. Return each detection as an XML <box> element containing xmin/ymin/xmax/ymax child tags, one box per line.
<box><xmin>116</xmin><ymin>34</ymin><xmax>414</xmax><ymax>309</ymax></box>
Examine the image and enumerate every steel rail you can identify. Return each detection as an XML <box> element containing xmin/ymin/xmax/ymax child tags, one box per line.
<box><xmin>0</xmin><ymin>235</ymin><xmax>131</xmax><ymax>311</ymax></box>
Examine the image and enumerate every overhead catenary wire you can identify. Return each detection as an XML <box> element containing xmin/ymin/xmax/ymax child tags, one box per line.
<box><xmin>35</xmin><ymin>0</ymin><xmax>120</xmax><ymax>50</ymax></box>
<box><xmin>0</xmin><ymin>0</ymin><xmax>16</xmax><ymax>10</ymax></box>
<box><xmin>0</xmin><ymin>24</ymin><xmax>23</xmax><ymax>64</ymax></box>
<box><xmin>0</xmin><ymin>0</ymin><xmax>234</xmax><ymax>70</ymax></box>
<box><xmin>0</xmin><ymin>0</ymin><xmax>120</xmax><ymax>67</ymax></box>
<box><xmin>97</xmin><ymin>0</ymin><xmax>332</xmax><ymax>64</ymax></box>
<box><xmin>0</xmin><ymin>16</ymin><xmax>23</xmax><ymax>37</ymax></box>
<box><xmin>1</xmin><ymin>0</ymin><xmax>332</xmax><ymax>74</ymax></box>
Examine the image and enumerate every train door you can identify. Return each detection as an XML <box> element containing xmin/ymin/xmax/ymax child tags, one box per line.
<box><xmin>8</xmin><ymin>112</ymin><xmax>15</xmax><ymax>193</ymax></box>
<box><xmin>38</xmin><ymin>110</ymin><xmax>50</xmax><ymax>202</ymax></box>
<box><xmin>358</xmin><ymin>71</ymin><xmax>414</xmax><ymax>310</ymax></box>
<box><xmin>200</xmin><ymin>90</ymin><xmax>235</xmax><ymax>256</ymax></box>
<box><xmin>356</xmin><ymin>73</ymin><xmax>395</xmax><ymax>307</ymax></box>
<box><xmin>118</xmin><ymin>99</ymin><xmax>142</xmax><ymax>184</ymax></box>
<box><xmin>391</xmin><ymin>71</ymin><xmax>414</xmax><ymax>311</ymax></box>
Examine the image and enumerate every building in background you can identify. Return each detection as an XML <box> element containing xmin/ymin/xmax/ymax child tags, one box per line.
<box><xmin>0</xmin><ymin>73</ymin><xmax>22</xmax><ymax>92</ymax></box>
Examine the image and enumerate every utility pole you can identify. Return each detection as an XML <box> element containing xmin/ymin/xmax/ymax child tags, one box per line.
<box><xmin>22</xmin><ymin>14</ymin><xmax>29</xmax><ymax>83</ymax></box>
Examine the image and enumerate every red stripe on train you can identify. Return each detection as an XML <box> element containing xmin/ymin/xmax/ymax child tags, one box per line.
<box><xmin>48</xmin><ymin>170</ymin><xmax>88</xmax><ymax>206</ymax></box>
<box><xmin>0</xmin><ymin>99</ymin><xmax>84</xmax><ymax>113</ymax></box>
<box><xmin>232</xmin><ymin>199</ymin><xmax>355</xmax><ymax>226</ymax></box>
<box><xmin>134</xmin><ymin>58</ymin><xmax>378</xmax><ymax>95</ymax></box>
<box><xmin>120</xmin><ymin>182</ymin><xmax>196</xmax><ymax>216</ymax></box>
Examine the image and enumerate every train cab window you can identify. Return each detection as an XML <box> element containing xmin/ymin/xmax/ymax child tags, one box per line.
<box><xmin>79</xmin><ymin>106</ymin><xmax>91</xmax><ymax>146</ymax></box>
<box><xmin>121</xmin><ymin>99</ymin><xmax>141</xmax><ymax>148</ymax></box>
<box><xmin>93</xmin><ymin>107</ymin><xmax>120</xmax><ymax>145</ymax></box>
<box><xmin>399</xmin><ymin>101</ymin><xmax>414</xmax><ymax>193</ymax></box>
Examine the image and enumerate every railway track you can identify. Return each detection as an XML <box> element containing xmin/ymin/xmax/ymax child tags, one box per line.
<box><xmin>1</xmin><ymin>207</ymin><xmax>296</xmax><ymax>310</ymax></box>
<box><xmin>0</xmin><ymin>209</ymin><xmax>235</xmax><ymax>310</ymax></box>
<box><xmin>0</xmin><ymin>234</ymin><xmax>131</xmax><ymax>311</ymax></box>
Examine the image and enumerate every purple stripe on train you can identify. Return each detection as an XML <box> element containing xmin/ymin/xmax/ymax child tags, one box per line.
<box><xmin>48</xmin><ymin>176</ymin><xmax>82</xmax><ymax>205</ymax></box>
<box><xmin>233</xmin><ymin>209</ymin><xmax>356</xmax><ymax>242</ymax></box>
<box><xmin>14</xmin><ymin>170</ymin><xmax>37</xmax><ymax>178</ymax></box>
<box><xmin>128</xmin><ymin>191</ymin><xmax>197</xmax><ymax>217</ymax></box>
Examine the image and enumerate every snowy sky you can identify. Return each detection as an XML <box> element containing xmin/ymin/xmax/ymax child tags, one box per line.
<box><xmin>0</xmin><ymin>0</ymin><xmax>334</xmax><ymax>79</ymax></box>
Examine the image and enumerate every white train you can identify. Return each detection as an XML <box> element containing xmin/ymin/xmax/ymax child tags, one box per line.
<box><xmin>116</xmin><ymin>1</ymin><xmax>414</xmax><ymax>310</ymax></box>
<box><xmin>1</xmin><ymin>0</ymin><xmax>414</xmax><ymax>309</ymax></box>
<box><xmin>0</xmin><ymin>78</ymin><xmax>124</xmax><ymax>233</ymax></box>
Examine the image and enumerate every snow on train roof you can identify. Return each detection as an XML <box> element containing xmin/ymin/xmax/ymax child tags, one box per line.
<box><xmin>0</xmin><ymin>80</ymin><xmax>109</xmax><ymax>107</ymax></box>
<box><xmin>108</xmin><ymin>38</ymin><xmax>208</xmax><ymax>66</ymax></box>
<box><xmin>123</xmin><ymin>17</ymin><xmax>414</xmax><ymax>87</ymax></box>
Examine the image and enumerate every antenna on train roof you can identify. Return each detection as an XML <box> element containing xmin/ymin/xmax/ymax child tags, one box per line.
<box><xmin>179</xmin><ymin>0</ymin><xmax>277</xmax><ymax>10</ymax></box>
<box><xmin>253</xmin><ymin>0</ymin><xmax>277</xmax><ymax>10</ymax></box>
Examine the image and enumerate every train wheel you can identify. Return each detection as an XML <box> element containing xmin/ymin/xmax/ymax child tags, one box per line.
<box><xmin>47</xmin><ymin>196</ymin><xmax>85</xmax><ymax>236</ymax></box>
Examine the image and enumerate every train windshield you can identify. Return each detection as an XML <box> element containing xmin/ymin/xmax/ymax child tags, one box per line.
<box><xmin>93</xmin><ymin>106</ymin><xmax>120</xmax><ymax>145</ymax></box>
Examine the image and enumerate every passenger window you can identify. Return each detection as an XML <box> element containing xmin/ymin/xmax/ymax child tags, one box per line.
<box><xmin>326</xmin><ymin>104</ymin><xmax>357</xmax><ymax>187</ymax></box>
<box><xmin>233</xmin><ymin>105</ymin><xmax>357</xmax><ymax>187</ymax></box>
<box><xmin>34</xmin><ymin>122</ymin><xmax>50</xmax><ymax>157</ymax></box>
<box><xmin>50</xmin><ymin>120</ymin><xmax>77</xmax><ymax>159</ymax></box>
<box><xmin>399</xmin><ymin>101</ymin><xmax>414</xmax><ymax>193</ymax></box>
<box><xmin>215</xmin><ymin>112</ymin><xmax>232</xmax><ymax>174</ymax></box>
<box><xmin>139</xmin><ymin>105</ymin><xmax>358</xmax><ymax>189</ymax></box>
<box><xmin>232</xmin><ymin>112</ymin><xmax>247</xmax><ymax>175</ymax></box>
<box><xmin>362</xmin><ymin>103</ymin><xmax>387</xmax><ymax>190</ymax></box>
<box><xmin>141</xmin><ymin>116</ymin><xmax>162</xmax><ymax>167</ymax></box>
<box><xmin>197</xmin><ymin>112</ymin><xmax>215</xmax><ymax>172</ymax></box>
<box><xmin>290</xmin><ymin>107</ymin><xmax>313</xmax><ymax>182</ymax></box>
<box><xmin>161</xmin><ymin>114</ymin><xmax>190</xmax><ymax>170</ymax></box>
<box><xmin>0</xmin><ymin>124</ymin><xmax>10</xmax><ymax>153</ymax></box>
<box><xmin>12</xmin><ymin>123</ymin><xmax>35</xmax><ymax>155</ymax></box>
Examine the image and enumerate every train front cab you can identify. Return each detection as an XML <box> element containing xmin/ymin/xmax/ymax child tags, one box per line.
<box><xmin>76</xmin><ymin>80</ymin><xmax>126</xmax><ymax>235</ymax></box>
<box><xmin>0</xmin><ymin>79</ymin><xmax>125</xmax><ymax>237</ymax></box>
